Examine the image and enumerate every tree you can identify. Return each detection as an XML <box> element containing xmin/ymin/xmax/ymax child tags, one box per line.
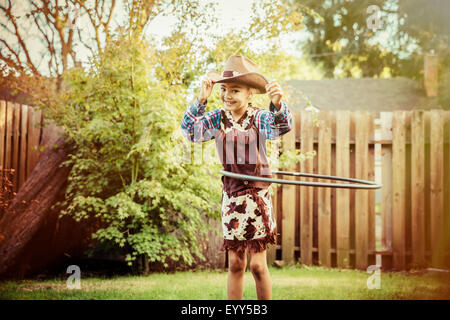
<box><xmin>45</xmin><ymin>31</ymin><xmax>223</xmax><ymax>270</ymax></box>
<box><xmin>397</xmin><ymin>0</ymin><xmax>450</xmax><ymax>107</ymax></box>
<box><xmin>287</xmin><ymin>0</ymin><xmax>449</xmax><ymax>108</ymax></box>
<box><xmin>288</xmin><ymin>0</ymin><xmax>416</xmax><ymax>78</ymax></box>
<box><xmin>0</xmin><ymin>0</ymin><xmax>220</xmax><ymax>274</ymax></box>
<box><xmin>0</xmin><ymin>0</ymin><xmax>206</xmax><ymax>104</ymax></box>
<box><xmin>1</xmin><ymin>0</ymin><xmax>314</xmax><ymax>275</ymax></box>
<box><xmin>0</xmin><ymin>0</ymin><xmax>116</xmax><ymax>97</ymax></box>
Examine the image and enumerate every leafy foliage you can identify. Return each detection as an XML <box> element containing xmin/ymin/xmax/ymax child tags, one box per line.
<box><xmin>292</xmin><ymin>0</ymin><xmax>412</xmax><ymax>78</ymax></box>
<box><xmin>49</xmin><ymin>32</ymin><xmax>222</xmax><ymax>268</ymax></box>
<box><xmin>40</xmin><ymin>0</ymin><xmax>319</xmax><ymax>271</ymax></box>
<box><xmin>288</xmin><ymin>0</ymin><xmax>449</xmax><ymax>108</ymax></box>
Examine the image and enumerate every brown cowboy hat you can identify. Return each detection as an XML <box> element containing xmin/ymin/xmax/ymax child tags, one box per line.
<box><xmin>207</xmin><ymin>55</ymin><xmax>269</xmax><ymax>94</ymax></box>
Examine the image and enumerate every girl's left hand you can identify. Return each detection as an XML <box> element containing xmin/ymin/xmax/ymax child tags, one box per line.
<box><xmin>265</xmin><ymin>80</ymin><xmax>283</xmax><ymax>109</ymax></box>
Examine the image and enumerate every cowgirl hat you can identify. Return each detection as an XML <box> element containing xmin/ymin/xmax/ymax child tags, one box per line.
<box><xmin>207</xmin><ymin>55</ymin><xmax>269</xmax><ymax>94</ymax></box>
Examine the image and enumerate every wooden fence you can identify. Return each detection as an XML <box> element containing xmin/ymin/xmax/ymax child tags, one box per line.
<box><xmin>2</xmin><ymin>100</ymin><xmax>449</xmax><ymax>271</ymax></box>
<box><xmin>267</xmin><ymin>109</ymin><xmax>450</xmax><ymax>271</ymax></box>
<box><xmin>0</xmin><ymin>100</ymin><xmax>43</xmax><ymax>217</ymax></box>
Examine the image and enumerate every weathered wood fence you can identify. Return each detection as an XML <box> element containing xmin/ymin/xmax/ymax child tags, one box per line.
<box><xmin>2</xmin><ymin>100</ymin><xmax>449</xmax><ymax>271</ymax></box>
<box><xmin>0</xmin><ymin>100</ymin><xmax>227</xmax><ymax>270</ymax></box>
<box><xmin>0</xmin><ymin>100</ymin><xmax>43</xmax><ymax>217</ymax></box>
<box><xmin>267</xmin><ymin>109</ymin><xmax>450</xmax><ymax>271</ymax></box>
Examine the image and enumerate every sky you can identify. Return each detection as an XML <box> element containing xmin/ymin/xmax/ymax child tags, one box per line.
<box><xmin>144</xmin><ymin>0</ymin><xmax>304</xmax><ymax>56</ymax></box>
<box><xmin>0</xmin><ymin>0</ymin><xmax>431</xmax><ymax>76</ymax></box>
<box><xmin>0</xmin><ymin>0</ymin><xmax>306</xmax><ymax>77</ymax></box>
<box><xmin>146</xmin><ymin>0</ymin><xmax>256</xmax><ymax>39</ymax></box>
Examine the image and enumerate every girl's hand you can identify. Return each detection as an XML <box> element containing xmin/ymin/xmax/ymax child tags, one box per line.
<box><xmin>198</xmin><ymin>76</ymin><xmax>214</xmax><ymax>105</ymax></box>
<box><xmin>265</xmin><ymin>80</ymin><xmax>283</xmax><ymax>110</ymax></box>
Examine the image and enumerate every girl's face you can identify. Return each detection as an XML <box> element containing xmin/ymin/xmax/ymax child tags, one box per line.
<box><xmin>220</xmin><ymin>82</ymin><xmax>252</xmax><ymax>112</ymax></box>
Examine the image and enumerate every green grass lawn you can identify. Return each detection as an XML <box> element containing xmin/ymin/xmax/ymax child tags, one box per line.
<box><xmin>1</xmin><ymin>265</ymin><xmax>449</xmax><ymax>300</ymax></box>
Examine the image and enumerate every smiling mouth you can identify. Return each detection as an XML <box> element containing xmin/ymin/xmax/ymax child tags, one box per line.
<box><xmin>225</xmin><ymin>101</ymin><xmax>236</xmax><ymax>106</ymax></box>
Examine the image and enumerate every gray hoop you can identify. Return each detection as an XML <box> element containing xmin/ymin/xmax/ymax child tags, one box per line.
<box><xmin>220</xmin><ymin>170</ymin><xmax>382</xmax><ymax>189</ymax></box>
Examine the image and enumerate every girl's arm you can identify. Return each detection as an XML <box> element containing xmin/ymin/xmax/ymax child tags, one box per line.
<box><xmin>254</xmin><ymin>100</ymin><xmax>294</xmax><ymax>140</ymax></box>
<box><xmin>180</xmin><ymin>98</ymin><xmax>221</xmax><ymax>142</ymax></box>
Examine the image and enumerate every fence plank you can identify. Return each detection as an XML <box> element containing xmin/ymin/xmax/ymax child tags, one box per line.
<box><xmin>12</xmin><ymin>103</ymin><xmax>20</xmax><ymax>193</ymax></box>
<box><xmin>349</xmin><ymin>113</ymin><xmax>356</xmax><ymax>268</ymax></box>
<box><xmin>330</xmin><ymin>112</ymin><xmax>337</xmax><ymax>266</ymax></box>
<box><xmin>336</xmin><ymin>111</ymin><xmax>350</xmax><ymax>268</ymax></box>
<box><xmin>313</xmin><ymin>132</ymin><xmax>318</xmax><ymax>262</ymax></box>
<box><xmin>202</xmin><ymin>216</ymin><xmax>226</xmax><ymax>269</ymax></box>
<box><xmin>445</xmin><ymin>112</ymin><xmax>450</xmax><ymax>267</ymax></box>
<box><xmin>411</xmin><ymin>110</ymin><xmax>426</xmax><ymax>267</ymax></box>
<box><xmin>429</xmin><ymin>110</ymin><xmax>445</xmax><ymax>268</ymax></box>
<box><xmin>380</xmin><ymin>112</ymin><xmax>393</xmax><ymax>252</ymax></box>
<box><xmin>295</xmin><ymin>111</ymin><xmax>302</xmax><ymax>262</ymax></box>
<box><xmin>424</xmin><ymin>111</ymin><xmax>431</xmax><ymax>266</ymax></box>
<box><xmin>368</xmin><ymin>112</ymin><xmax>375</xmax><ymax>256</ymax></box>
<box><xmin>5</xmin><ymin>102</ymin><xmax>13</xmax><ymax>170</ymax></box>
<box><xmin>26</xmin><ymin>107</ymin><xmax>41</xmax><ymax>178</ymax></box>
<box><xmin>281</xmin><ymin>114</ymin><xmax>296</xmax><ymax>265</ymax></box>
<box><xmin>19</xmin><ymin>104</ymin><xmax>28</xmax><ymax>190</ymax></box>
<box><xmin>267</xmin><ymin>184</ymin><xmax>277</xmax><ymax>265</ymax></box>
<box><xmin>276</xmin><ymin>184</ymin><xmax>282</xmax><ymax>255</ymax></box>
<box><xmin>0</xmin><ymin>101</ymin><xmax>6</xmax><ymax>191</ymax></box>
<box><xmin>267</xmin><ymin>137</ymin><xmax>282</xmax><ymax>265</ymax></box>
<box><xmin>392</xmin><ymin>111</ymin><xmax>406</xmax><ymax>270</ymax></box>
<box><xmin>318</xmin><ymin>111</ymin><xmax>332</xmax><ymax>267</ymax></box>
<box><xmin>354</xmin><ymin>111</ymin><xmax>370</xmax><ymax>269</ymax></box>
<box><xmin>300</xmin><ymin>111</ymin><xmax>314</xmax><ymax>265</ymax></box>
<box><xmin>405</xmin><ymin>111</ymin><xmax>412</xmax><ymax>267</ymax></box>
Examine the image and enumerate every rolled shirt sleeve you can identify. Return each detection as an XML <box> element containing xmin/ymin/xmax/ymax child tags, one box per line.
<box><xmin>254</xmin><ymin>100</ymin><xmax>293</xmax><ymax>140</ymax></box>
<box><xmin>180</xmin><ymin>98</ymin><xmax>222</xmax><ymax>142</ymax></box>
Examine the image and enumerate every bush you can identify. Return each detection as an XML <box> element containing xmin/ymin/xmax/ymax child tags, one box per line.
<box><xmin>48</xmin><ymin>32</ymin><xmax>222</xmax><ymax>270</ymax></box>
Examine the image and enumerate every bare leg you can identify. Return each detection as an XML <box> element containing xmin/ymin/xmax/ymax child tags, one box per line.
<box><xmin>249</xmin><ymin>249</ymin><xmax>272</xmax><ymax>300</ymax></box>
<box><xmin>227</xmin><ymin>249</ymin><xmax>247</xmax><ymax>299</ymax></box>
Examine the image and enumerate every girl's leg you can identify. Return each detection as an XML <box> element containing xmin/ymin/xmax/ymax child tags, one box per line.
<box><xmin>249</xmin><ymin>249</ymin><xmax>272</xmax><ymax>300</ymax></box>
<box><xmin>227</xmin><ymin>248</ymin><xmax>247</xmax><ymax>299</ymax></box>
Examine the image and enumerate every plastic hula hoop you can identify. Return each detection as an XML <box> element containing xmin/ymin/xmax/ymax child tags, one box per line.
<box><xmin>220</xmin><ymin>170</ymin><xmax>382</xmax><ymax>189</ymax></box>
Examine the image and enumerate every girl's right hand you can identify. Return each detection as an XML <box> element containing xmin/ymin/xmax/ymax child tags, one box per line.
<box><xmin>198</xmin><ymin>77</ymin><xmax>214</xmax><ymax>104</ymax></box>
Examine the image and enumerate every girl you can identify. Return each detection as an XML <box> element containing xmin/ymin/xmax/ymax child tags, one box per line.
<box><xmin>180</xmin><ymin>55</ymin><xmax>293</xmax><ymax>300</ymax></box>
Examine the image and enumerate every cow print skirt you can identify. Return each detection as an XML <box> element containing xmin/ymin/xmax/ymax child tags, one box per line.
<box><xmin>220</xmin><ymin>187</ymin><xmax>277</xmax><ymax>254</ymax></box>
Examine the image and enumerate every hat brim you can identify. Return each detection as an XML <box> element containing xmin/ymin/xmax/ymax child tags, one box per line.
<box><xmin>207</xmin><ymin>71</ymin><xmax>268</xmax><ymax>94</ymax></box>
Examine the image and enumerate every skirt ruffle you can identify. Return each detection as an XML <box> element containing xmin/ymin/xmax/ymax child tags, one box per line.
<box><xmin>220</xmin><ymin>230</ymin><xmax>277</xmax><ymax>254</ymax></box>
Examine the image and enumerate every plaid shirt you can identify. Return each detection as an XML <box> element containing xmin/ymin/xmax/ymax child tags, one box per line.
<box><xmin>180</xmin><ymin>98</ymin><xmax>293</xmax><ymax>142</ymax></box>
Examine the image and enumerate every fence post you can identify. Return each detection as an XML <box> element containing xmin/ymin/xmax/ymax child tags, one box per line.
<box><xmin>411</xmin><ymin>110</ymin><xmax>426</xmax><ymax>267</ymax></box>
<box><xmin>281</xmin><ymin>113</ymin><xmax>296</xmax><ymax>265</ymax></box>
<box><xmin>336</xmin><ymin>111</ymin><xmax>351</xmax><ymax>268</ymax></box>
<box><xmin>392</xmin><ymin>111</ymin><xmax>406</xmax><ymax>270</ymax></box>
<box><xmin>318</xmin><ymin>111</ymin><xmax>332</xmax><ymax>267</ymax></box>
<box><xmin>429</xmin><ymin>110</ymin><xmax>445</xmax><ymax>269</ymax></box>
<box><xmin>354</xmin><ymin>110</ymin><xmax>370</xmax><ymax>269</ymax></box>
<box><xmin>300</xmin><ymin>111</ymin><xmax>314</xmax><ymax>266</ymax></box>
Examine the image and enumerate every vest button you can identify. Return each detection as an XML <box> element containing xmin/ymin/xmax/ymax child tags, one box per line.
<box><xmin>244</xmin><ymin>180</ymin><xmax>248</xmax><ymax>185</ymax></box>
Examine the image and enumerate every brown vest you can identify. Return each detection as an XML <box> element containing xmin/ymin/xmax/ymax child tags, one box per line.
<box><xmin>215</xmin><ymin>107</ymin><xmax>272</xmax><ymax>194</ymax></box>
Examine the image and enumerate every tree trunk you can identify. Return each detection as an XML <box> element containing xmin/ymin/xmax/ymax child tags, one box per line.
<box><xmin>0</xmin><ymin>135</ymin><xmax>73</xmax><ymax>276</ymax></box>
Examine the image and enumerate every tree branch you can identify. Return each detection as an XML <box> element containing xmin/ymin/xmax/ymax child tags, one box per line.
<box><xmin>0</xmin><ymin>1</ymin><xmax>40</xmax><ymax>76</ymax></box>
<box><xmin>76</xmin><ymin>26</ymin><xmax>95</xmax><ymax>57</ymax></box>
<box><xmin>0</xmin><ymin>38</ymin><xmax>22</xmax><ymax>68</ymax></box>
<box><xmin>76</xmin><ymin>0</ymin><xmax>102</xmax><ymax>53</ymax></box>
<box><xmin>0</xmin><ymin>47</ymin><xmax>25</xmax><ymax>74</ymax></box>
